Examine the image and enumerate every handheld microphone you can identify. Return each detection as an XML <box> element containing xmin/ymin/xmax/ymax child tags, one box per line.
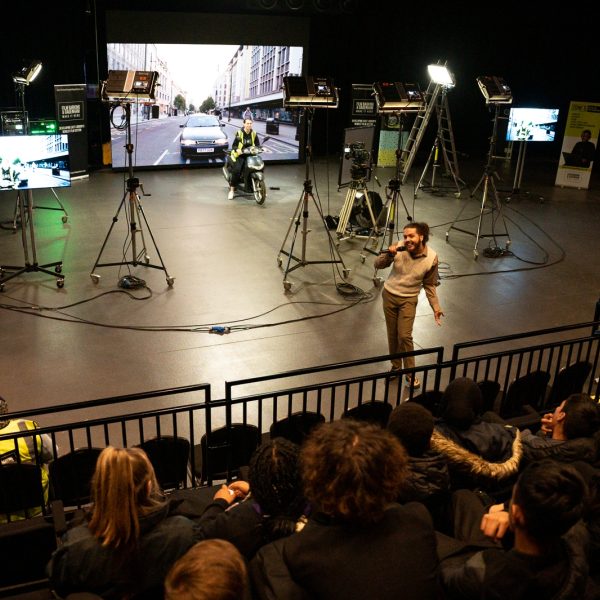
<box><xmin>382</xmin><ymin>246</ymin><xmax>406</xmax><ymax>256</ymax></box>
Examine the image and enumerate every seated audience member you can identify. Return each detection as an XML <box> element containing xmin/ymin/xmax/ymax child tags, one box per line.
<box><xmin>197</xmin><ymin>438</ymin><xmax>307</xmax><ymax>559</ymax></box>
<box><xmin>0</xmin><ymin>395</ymin><xmax>54</xmax><ymax>521</ymax></box>
<box><xmin>432</xmin><ymin>378</ymin><xmax>521</xmax><ymax>492</ymax></box>
<box><xmin>47</xmin><ymin>447</ymin><xmax>203</xmax><ymax>599</ymax></box>
<box><xmin>520</xmin><ymin>393</ymin><xmax>600</xmax><ymax>465</ymax></box>
<box><xmin>440</xmin><ymin>460</ymin><xmax>590</xmax><ymax>600</ymax></box>
<box><xmin>251</xmin><ymin>420</ymin><xmax>440</xmax><ymax>600</ymax></box>
<box><xmin>165</xmin><ymin>539</ymin><xmax>248</xmax><ymax>600</ymax></box>
<box><xmin>387</xmin><ymin>402</ymin><xmax>451</xmax><ymax>529</ymax></box>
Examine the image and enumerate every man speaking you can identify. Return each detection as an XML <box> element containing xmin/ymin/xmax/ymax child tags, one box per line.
<box><xmin>374</xmin><ymin>222</ymin><xmax>444</xmax><ymax>387</ymax></box>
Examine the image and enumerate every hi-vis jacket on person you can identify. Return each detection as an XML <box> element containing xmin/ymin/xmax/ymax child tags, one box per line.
<box><xmin>0</xmin><ymin>418</ymin><xmax>53</xmax><ymax>520</ymax></box>
<box><xmin>231</xmin><ymin>129</ymin><xmax>258</xmax><ymax>161</ymax></box>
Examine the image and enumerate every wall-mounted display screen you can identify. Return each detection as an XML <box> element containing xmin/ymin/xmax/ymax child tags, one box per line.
<box><xmin>0</xmin><ymin>134</ymin><xmax>70</xmax><ymax>191</ymax></box>
<box><xmin>506</xmin><ymin>107</ymin><xmax>560</xmax><ymax>142</ymax></box>
<box><xmin>106</xmin><ymin>43</ymin><xmax>305</xmax><ymax>168</ymax></box>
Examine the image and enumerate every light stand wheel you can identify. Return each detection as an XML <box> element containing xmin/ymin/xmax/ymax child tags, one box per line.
<box><xmin>445</xmin><ymin>231</ymin><xmax>449</xmax><ymax>242</ymax></box>
<box><xmin>473</xmin><ymin>249</ymin><xmax>479</xmax><ymax>260</ymax></box>
<box><xmin>166</xmin><ymin>277</ymin><xmax>175</xmax><ymax>286</ymax></box>
<box><xmin>360</xmin><ymin>253</ymin><xmax>366</xmax><ymax>263</ymax></box>
<box><xmin>342</xmin><ymin>268</ymin><xmax>351</xmax><ymax>279</ymax></box>
<box><xmin>283</xmin><ymin>280</ymin><xmax>292</xmax><ymax>291</ymax></box>
<box><xmin>90</xmin><ymin>273</ymin><xmax>100</xmax><ymax>284</ymax></box>
<box><xmin>55</xmin><ymin>265</ymin><xmax>62</xmax><ymax>274</ymax></box>
<box><xmin>61</xmin><ymin>215</ymin><xmax>68</xmax><ymax>223</ymax></box>
<box><xmin>277</xmin><ymin>256</ymin><xmax>283</xmax><ymax>267</ymax></box>
<box><xmin>56</xmin><ymin>278</ymin><xmax>65</xmax><ymax>288</ymax></box>
<box><xmin>373</xmin><ymin>276</ymin><xmax>383</xmax><ymax>287</ymax></box>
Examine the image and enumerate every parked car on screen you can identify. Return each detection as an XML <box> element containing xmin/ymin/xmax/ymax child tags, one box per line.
<box><xmin>179</xmin><ymin>114</ymin><xmax>228</xmax><ymax>158</ymax></box>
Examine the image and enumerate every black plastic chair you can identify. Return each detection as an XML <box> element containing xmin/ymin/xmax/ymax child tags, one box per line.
<box><xmin>545</xmin><ymin>361</ymin><xmax>593</xmax><ymax>410</ymax></box>
<box><xmin>0</xmin><ymin>463</ymin><xmax>46</xmax><ymax>522</ymax></box>
<box><xmin>269</xmin><ymin>411</ymin><xmax>325</xmax><ymax>445</ymax></box>
<box><xmin>477</xmin><ymin>380</ymin><xmax>502</xmax><ymax>414</ymax></box>
<box><xmin>139</xmin><ymin>436</ymin><xmax>191</xmax><ymax>491</ymax></box>
<box><xmin>499</xmin><ymin>370</ymin><xmax>550</xmax><ymax>429</ymax></box>
<box><xmin>406</xmin><ymin>390</ymin><xmax>444</xmax><ymax>417</ymax></box>
<box><xmin>0</xmin><ymin>499</ymin><xmax>66</xmax><ymax>597</ymax></box>
<box><xmin>49</xmin><ymin>447</ymin><xmax>102</xmax><ymax>507</ymax></box>
<box><xmin>192</xmin><ymin>424</ymin><xmax>260</xmax><ymax>485</ymax></box>
<box><xmin>342</xmin><ymin>401</ymin><xmax>393</xmax><ymax>428</ymax></box>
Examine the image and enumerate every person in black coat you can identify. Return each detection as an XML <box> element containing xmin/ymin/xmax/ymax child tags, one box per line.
<box><xmin>250</xmin><ymin>420</ymin><xmax>440</xmax><ymax>600</ymax></box>
<box><xmin>195</xmin><ymin>438</ymin><xmax>308</xmax><ymax>560</ymax></box>
<box><xmin>440</xmin><ymin>460</ymin><xmax>591</xmax><ymax>600</ymax></box>
<box><xmin>387</xmin><ymin>402</ymin><xmax>451</xmax><ymax>531</ymax></box>
<box><xmin>47</xmin><ymin>447</ymin><xmax>205</xmax><ymax>599</ymax></box>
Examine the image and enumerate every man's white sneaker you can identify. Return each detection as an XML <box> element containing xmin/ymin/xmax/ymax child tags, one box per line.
<box><xmin>227</xmin><ymin>189</ymin><xmax>235</xmax><ymax>200</ymax></box>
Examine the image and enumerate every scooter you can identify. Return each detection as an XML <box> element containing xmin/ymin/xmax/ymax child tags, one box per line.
<box><xmin>223</xmin><ymin>143</ymin><xmax>268</xmax><ymax>205</ymax></box>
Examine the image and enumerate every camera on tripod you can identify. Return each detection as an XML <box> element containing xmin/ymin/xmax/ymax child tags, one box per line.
<box><xmin>344</xmin><ymin>142</ymin><xmax>371</xmax><ymax>180</ymax></box>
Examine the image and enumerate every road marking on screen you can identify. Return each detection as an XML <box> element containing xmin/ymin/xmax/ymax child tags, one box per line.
<box><xmin>172</xmin><ymin>133</ymin><xmax>181</xmax><ymax>144</ymax></box>
<box><xmin>154</xmin><ymin>150</ymin><xmax>168</xmax><ymax>165</ymax></box>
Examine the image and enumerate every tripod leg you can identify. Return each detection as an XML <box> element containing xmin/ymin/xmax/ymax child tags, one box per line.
<box><xmin>90</xmin><ymin>193</ymin><xmax>127</xmax><ymax>282</ymax></box>
<box><xmin>51</xmin><ymin>188</ymin><xmax>69</xmax><ymax>223</ymax></box>
<box><xmin>278</xmin><ymin>191</ymin><xmax>305</xmax><ymax>263</ymax></box>
<box><xmin>134</xmin><ymin>196</ymin><xmax>175</xmax><ymax>285</ymax></box>
<box><xmin>415</xmin><ymin>143</ymin><xmax>436</xmax><ymax>197</ymax></box>
<box><xmin>336</xmin><ymin>188</ymin><xmax>356</xmax><ymax>240</ymax></box>
<box><xmin>473</xmin><ymin>175</ymin><xmax>490</xmax><ymax>259</ymax></box>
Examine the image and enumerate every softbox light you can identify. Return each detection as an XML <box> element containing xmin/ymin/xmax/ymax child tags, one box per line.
<box><xmin>476</xmin><ymin>76</ymin><xmax>512</xmax><ymax>104</ymax></box>
<box><xmin>12</xmin><ymin>60</ymin><xmax>42</xmax><ymax>85</ymax></box>
<box><xmin>427</xmin><ymin>64</ymin><xmax>454</xmax><ymax>87</ymax></box>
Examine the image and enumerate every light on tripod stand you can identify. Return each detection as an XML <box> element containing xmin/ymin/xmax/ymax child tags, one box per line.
<box><xmin>476</xmin><ymin>76</ymin><xmax>512</xmax><ymax>104</ymax></box>
<box><xmin>12</xmin><ymin>60</ymin><xmax>42</xmax><ymax>85</ymax></box>
<box><xmin>427</xmin><ymin>64</ymin><xmax>454</xmax><ymax>88</ymax></box>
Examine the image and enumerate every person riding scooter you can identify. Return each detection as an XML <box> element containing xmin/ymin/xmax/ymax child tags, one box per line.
<box><xmin>228</xmin><ymin>118</ymin><xmax>260</xmax><ymax>200</ymax></box>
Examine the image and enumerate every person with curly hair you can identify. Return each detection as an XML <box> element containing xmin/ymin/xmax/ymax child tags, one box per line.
<box><xmin>251</xmin><ymin>420</ymin><xmax>440</xmax><ymax>600</ymax></box>
<box><xmin>196</xmin><ymin>438</ymin><xmax>307</xmax><ymax>560</ymax></box>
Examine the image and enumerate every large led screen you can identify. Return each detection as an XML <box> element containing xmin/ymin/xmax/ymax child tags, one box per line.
<box><xmin>106</xmin><ymin>43</ymin><xmax>304</xmax><ymax>168</ymax></box>
<box><xmin>0</xmin><ymin>134</ymin><xmax>70</xmax><ymax>191</ymax></box>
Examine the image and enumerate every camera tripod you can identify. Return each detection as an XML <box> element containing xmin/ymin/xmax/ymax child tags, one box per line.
<box><xmin>277</xmin><ymin>109</ymin><xmax>349</xmax><ymax>291</ymax></box>
<box><xmin>90</xmin><ymin>102</ymin><xmax>174</xmax><ymax>286</ymax></box>
<box><xmin>360</xmin><ymin>148</ymin><xmax>412</xmax><ymax>283</ymax></box>
<box><xmin>0</xmin><ymin>190</ymin><xmax>64</xmax><ymax>291</ymax></box>
<box><xmin>335</xmin><ymin>173</ymin><xmax>380</xmax><ymax>243</ymax></box>
<box><xmin>446</xmin><ymin>104</ymin><xmax>510</xmax><ymax>259</ymax></box>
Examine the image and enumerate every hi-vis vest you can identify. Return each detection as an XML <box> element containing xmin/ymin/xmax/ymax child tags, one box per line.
<box><xmin>0</xmin><ymin>419</ymin><xmax>51</xmax><ymax>520</ymax></box>
<box><xmin>231</xmin><ymin>129</ymin><xmax>257</xmax><ymax>161</ymax></box>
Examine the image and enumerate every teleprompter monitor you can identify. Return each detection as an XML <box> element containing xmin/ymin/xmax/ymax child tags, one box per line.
<box><xmin>506</xmin><ymin>107</ymin><xmax>559</xmax><ymax>142</ymax></box>
<box><xmin>0</xmin><ymin>134</ymin><xmax>70</xmax><ymax>191</ymax></box>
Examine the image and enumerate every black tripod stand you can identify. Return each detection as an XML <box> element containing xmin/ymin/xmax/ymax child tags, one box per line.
<box><xmin>360</xmin><ymin>145</ymin><xmax>412</xmax><ymax>285</ymax></box>
<box><xmin>446</xmin><ymin>104</ymin><xmax>510</xmax><ymax>259</ymax></box>
<box><xmin>90</xmin><ymin>103</ymin><xmax>174</xmax><ymax>286</ymax></box>
<box><xmin>277</xmin><ymin>109</ymin><xmax>349</xmax><ymax>291</ymax></box>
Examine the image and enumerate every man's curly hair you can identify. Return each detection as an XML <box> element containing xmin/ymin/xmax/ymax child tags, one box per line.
<box><xmin>300</xmin><ymin>420</ymin><xmax>408</xmax><ymax>524</ymax></box>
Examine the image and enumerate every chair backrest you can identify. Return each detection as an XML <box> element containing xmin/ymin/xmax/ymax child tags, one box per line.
<box><xmin>406</xmin><ymin>391</ymin><xmax>444</xmax><ymax>417</ymax></box>
<box><xmin>342</xmin><ymin>401</ymin><xmax>393</xmax><ymax>428</ymax></box>
<box><xmin>269</xmin><ymin>411</ymin><xmax>325</xmax><ymax>445</ymax></box>
<box><xmin>139</xmin><ymin>436</ymin><xmax>191</xmax><ymax>491</ymax></box>
<box><xmin>49</xmin><ymin>448</ymin><xmax>102</xmax><ymax>507</ymax></box>
<box><xmin>501</xmin><ymin>370</ymin><xmax>551</xmax><ymax>418</ymax></box>
<box><xmin>477</xmin><ymin>380</ymin><xmax>502</xmax><ymax>414</ymax></box>
<box><xmin>545</xmin><ymin>361</ymin><xmax>593</xmax><ymax>409</ymax></box>
<box><xmin>0</xmin><ymin>463</ymin><xmax>45</xmax><ymax>519</ymax></box>
<box><xmin>199</xmin><ymin>424</ymin><xmax>260</xmax><ymax>484</ymax></box>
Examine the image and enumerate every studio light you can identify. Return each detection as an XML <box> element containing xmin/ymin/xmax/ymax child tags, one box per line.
<box><xmin>476</xmin><ymin>76</ymin><xmax>512</xmax><ymax>104</ymax></box>
<box><xmin>12</xmin><ymin>60</ymin><xmax>43</xmax><ymax>85</ymax></box>
<box><xmin>427</xmin><ymin>64</ymin><xmax>454</xmax><ymax>87</ymax></box>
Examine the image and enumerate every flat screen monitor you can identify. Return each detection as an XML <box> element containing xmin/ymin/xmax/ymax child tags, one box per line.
<box><xmin>506</xmin><ymin>107</ymin><xmax>559</xmax><ymax>142</ymax></box>
<box><xmin>106</xmin><ymin>43</ymin><xmax>305</xmax><ymax>168</ymax></box>
<box><xmin>0</xmin><ymin>134</ymin><xmax>70</xmax><ymax>191</ymax></box>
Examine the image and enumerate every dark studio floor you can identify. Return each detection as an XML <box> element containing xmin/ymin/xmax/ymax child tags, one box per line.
<box><xmin>1</xmin><ymin>149</ymin><xmax>599</xmax><ymax>423</ymax></box>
